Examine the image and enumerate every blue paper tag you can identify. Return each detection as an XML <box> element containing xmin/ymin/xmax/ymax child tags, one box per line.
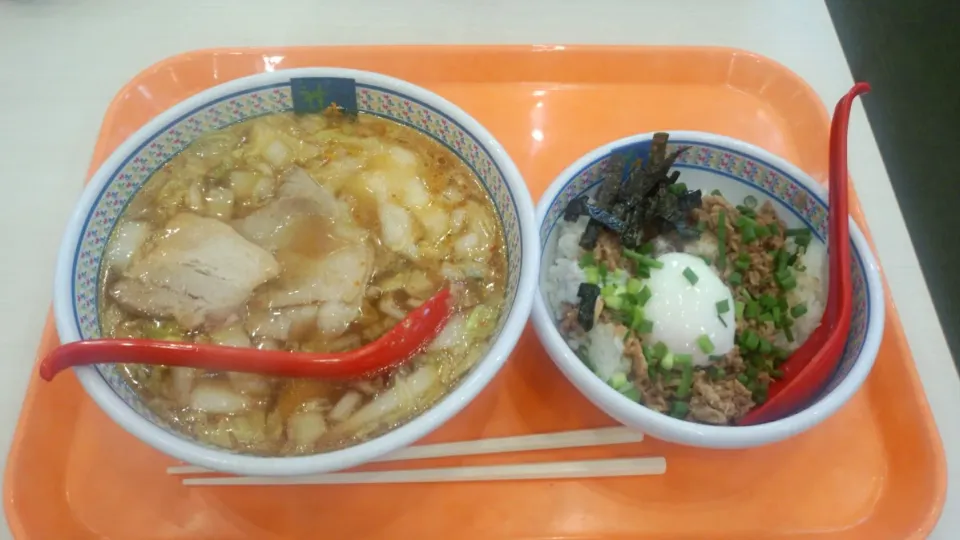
<box><xmin>291</xmin><ymin>77</ymin><xmax>358</xmax><ymax>114</ymax></box>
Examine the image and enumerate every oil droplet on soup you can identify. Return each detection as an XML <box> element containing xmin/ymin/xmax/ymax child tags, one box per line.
<box><xmin>99</xmin><ymin>110</ymin><xmax>506</xmax><ymax>456</ymax></box>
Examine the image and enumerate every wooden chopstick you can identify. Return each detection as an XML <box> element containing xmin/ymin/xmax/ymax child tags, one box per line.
<box><xmin>167</xmin><ymin>426</ymin><xmax>644</xmax><ymax>476</ymax></box>
<box><xmin>181</xmin><ymin>457</ymin><xmax>666</xmax><ymax>486</ymax></box>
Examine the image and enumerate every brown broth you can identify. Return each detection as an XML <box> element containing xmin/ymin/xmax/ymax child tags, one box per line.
<box><xmin>99</xmin><ymin>111</ymin><xmax>506</xmax><ymax>456</ymax></box>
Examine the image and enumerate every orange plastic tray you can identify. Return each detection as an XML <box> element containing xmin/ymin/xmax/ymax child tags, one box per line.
<box><xmin>4</xmin><ymin>46</ymin><xmax>946</xmax><ymax>539</ymax></box>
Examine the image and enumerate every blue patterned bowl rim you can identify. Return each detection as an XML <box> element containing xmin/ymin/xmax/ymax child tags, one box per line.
<box><xmin>531</xmin><ymin>131</ymin><xmax>885</xmax><ymax>448</ymax></box>
<box><xmin>52</xmin><ymin>68</ymin><xmax>539</xmax><ymax>476</ymax></box>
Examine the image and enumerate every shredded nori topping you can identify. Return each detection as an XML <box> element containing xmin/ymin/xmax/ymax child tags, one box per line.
<box><xmin>576</xmin><ymin>283</ymin><xmax>601</xmax><ymax>331</ymax></box>
<box><xmin>561</xmin><ymin>132</ymin><xmax>701</xmax><ymax>249</ymax></box>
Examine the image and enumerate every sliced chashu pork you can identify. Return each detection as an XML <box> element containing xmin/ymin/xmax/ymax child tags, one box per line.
<box><xmin>236</xmin><ymin>167</ymin><xmax>375</xmax><ymax>337</ymax></box>
<box><xmin>111</xmin><ymin>213</ymin><xmax>280</xmax><ymax>329</ymax></box>
<box><xmin>265</xmin><ymin>244</ymin><xmax>375</xmax><ymax>309</ymax></box>
<box><xmin>232</xmin><ymin>167</ymin><xmax>364</xmax><ymax>252</ymax></box>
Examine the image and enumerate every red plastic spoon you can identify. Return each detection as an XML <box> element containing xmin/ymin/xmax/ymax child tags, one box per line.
<box><xmin>39</xmin><ymin>288</ymin><xmax>453</xmax><ymax>381</ymax></box>
<box><xmin>737</xmin><ymin>82</ymin><xmax>870</xmax><ymax>426</ymax></box>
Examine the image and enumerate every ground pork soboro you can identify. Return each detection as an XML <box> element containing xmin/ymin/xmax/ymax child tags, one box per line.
<box><xmin>689</xmin><ymin>370</ymin><xmax>755</xmax><ymax>424</ymax></box>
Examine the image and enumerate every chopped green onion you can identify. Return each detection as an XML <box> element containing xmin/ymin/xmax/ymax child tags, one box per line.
<box><xmin>583</xmin><ymin>266</ymin><xmax>600</xmax><ymax>284</ymax></box>
<box><xmin>620</xmin><ymin>386</ymin><xmax>641</xmax><ymax>402</ymax></box>
<box><xmin>668</xmin><ymin>182</ymin><xmax>688</xmax><ymax>195</ymax></box>
<box><xmin>710</xmin><ymin>367</ymin><xmax>726</xmax><ymax>380</ymax></box>
<box><xmin>785</xmin><ymin>227</ymin><xmax>810</xmax><ymax>237</ymax></box>
<box><xmin>746</xmin><ymin>365</ymin><xmax>759</xmax><ymax>379</ymax></box>
<box><xmin>744</xmin><ymin>300</ymin><xmax>760</xmax><ymax>319</ymax></box>
<box><xmin>742</xmin><ymin>329</ymin><xmax>760</xmax><ymax>351</ymax></box>
<box><xmin>639</xmin><ymin>242</ymin><xmax>655</xmax><ymax>255</ymax></box>
<box><xmin>776</xmin><ymin>249</ymin><xmax>789</xmax><ymax>272</ymax></box>
<box><xmin>777</xmin><ymin>295</ymin><xmax>789</xmax><ymax>312</ymax></box>
<box><xmin>717</xmin><ymin>211</ymin><xmax>727</xmax><ymax>270</ymax></box>
<box><xmin>741</xmin><ymin>225</ymin><xmax>757</xmax><ymax>243</ymax></box>
<box><xmin>783</xmin><ymin>325</ymin><xmax>795</xmax><ymax>342</ymax></box>
<box><xmin>735</xmin><ymin>215</ymin><xmax>757</xmax><ymax>229</ymax></box>
<box><xmin>768</xmin><ymin>222</ymin><xmax>780</xmax><ymax>236</ymax></box>
<box><xmin>626</xmin><ymin>278</ymin><xmax>643</xmax><ymax>295</ymax></box>
<box><xmin>758</xmin><ymin>312</ymin><xmax>774</xmax><ymax>323</ymax></box>
<box><xmin>660</xmin><ymin>352</ymin><xmax>675</xmax><ymax>371</ymax></box>
<box><xmin>717</xmin><ymin>314</ymin><xmax>728</xmax><ymax>328</ymax></box>
<box><xmin>697</xmin><ymin>220</ymin><xmax>707</xmax><ymax>232</ymax></box>
<box><xmin>716</xmin><ymin>299</ymin><xmax>730</xmax><ymax>314</ymax></box>
<box><xmin>697</xmin><ymin>334</ymin><xmax>715</xmax><ymax>354</ymax></box>
<box><xmin>670</xmin><ymin>400</ymin><xmax>689</xmax><ymax>418</ymax></box>
<box><xmin>771</xmin><ymin>306</ymin><xmax>782</xmax><ymax>324</ymax></box>
<box><xmin>674</xmin><ymin>354</ymin><xmax>694</xmax><ymax>368</ymax></box>
<box><xmin>728</xmin><ymin>272</ymin><xmax>742</xmax><ymax>286</ymax></box>
<box><xmin>779</xmin><ymin>275</ymin><xmax>798</xmax><ymax>291</ymax></box>
<box><xmin>710</xmin><ymin>189</ymin><xmax>723</xmax><ymax>196</ymax></box>
<box><xmin>637</xmin><ymin>286</ymin><xmax>653</xmax><ymax>306</ymax></box>
<box><xmin>579</xmin><ymin>252</ymin><xmax>596</xmax><ymax>268</ymax></box>
<box><xmin>609</xmin><ymin>372</ymin><xmax>628</xmax><ymax>389</ymax></box>
<box><xmin>676</xmin><ymin>365</ymin><xmax>694</xmax><ymax>398</ymax></box>
<box><xmin>772</xmin><ymin>369</ymin><xmax>784</xmax><ymax>378</ymax></box>
<box><xmin>641</xmin><ymin>344</ymin><xmax>655</xmax><ymax>362</ymax></box>
<box><xmin>604</xmin><ymin>295</ymin><xmax>624</xmax><ymax>310</ymax></box>
<box><xmin>623</xmin><ymin>249</ymin><xmax>664</xmax><ymax>269</ymax></box>
<box><xmin>701</xmin><ymin>255</ymin><xmax>712</xmax><ymax>266</ymax></box>
<box><xmin>737</xmin><ymin>373</ymin><xmax>749</xmax><ymax>385</ymax></box>
<box><xmin>791</xmin><ymin>303</ymin><xmax>808</xmax><ymax>318</ymax></box>
<box><xmin>598</xmin><ymin>263</ymin><xmax>608</xmax><ymax>282</ymax></box>
<box><xmin>796</xmin><ymin>234</ymin><xmax>812</xmax><ymax>247</ymax></box>
<box><xmin>756</xmin><ymin>225</ymin><xmax>771</xmax><ymax>239</ymax></box>
<box><xmin>737</xmin><ymin>205</ymin><xmax>756</xmax><ymax>217</ymax></box>
<box><xmin>682</xmin><ymin>267</ymin><xmax>699</xmax><ymax>285</ymax></box>
<box><xmin>743</xmin><ymin>195</ymin><xmax>758</xmax><ymax>208</ymax></box>
<box><xmin>653</xmin><ymin>341</ymin><xmax>668</xmax><ymax>360</ymax></box>
<box><xmin>759</xmin><ymin>338</ymin><xmax>773</xmax><ymax>354</ymax></box>
<box><xmin>635</xmin><ymin>266</ymin><xmax>651</xmax><ymax>279</ymax></box>
<box><xmin>759</xmin><ymin>294</ymin><xmax>777</xmax><ymax>309</ymax></box>
<box><xmin>735</xmin><ymin>258</ymin><xmax>750</xmax><ymax>270</ymax></box>
<box><xmin>635</xmin><ymin>318</ymin><xmax>654</xmax><ymax>334</ymax></box>
<box><xmin>735</xmin><ymin>301</ymin><xmax>745</xmax><ymax>318</ymax></box>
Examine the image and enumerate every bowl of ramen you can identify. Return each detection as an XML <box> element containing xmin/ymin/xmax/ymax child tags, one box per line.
<box><xmin>53</xmin><ymin>68</ymin><xmax>537</xmax><ymax>476</ymax></box>
<box><xmin>533</xmin><ymin>131</ymin><xmax>884</xmax><ymax>449</ymax></box>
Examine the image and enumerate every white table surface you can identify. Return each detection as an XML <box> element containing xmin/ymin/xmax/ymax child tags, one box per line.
<box><xmin>0</xmin><ymin>0</ymin><xmax>955</xmax><ymax>538</ymax></box>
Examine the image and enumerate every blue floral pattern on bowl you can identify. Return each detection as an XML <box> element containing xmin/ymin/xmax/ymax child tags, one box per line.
<box><xmin>69</xmin><ymin>78</ymin><xmax>524</xmax><ymax>442</ymax></box>
<box><xmin>540</xmin><ymin>140</ymin><xmax>870</xmax><ymax>407</ymax></box>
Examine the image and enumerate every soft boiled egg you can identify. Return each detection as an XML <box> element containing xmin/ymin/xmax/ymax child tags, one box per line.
<box><xmin>644</xmin><ymin>252</ymin><xmax>735</xmax><ymax>367</ymax></box>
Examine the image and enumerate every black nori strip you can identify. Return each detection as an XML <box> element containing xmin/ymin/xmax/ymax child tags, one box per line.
<box><xmin>576</xmin><ymin>283</ymin><xmax>602</xmax><ymax>331</ymax></box>
<box><xmin>563</xmin><ymin>195</ymin><xmax>589</xmax><ymax>222</ymax></box>
<box><xmin>579</xmin><ymin>220</ymin><xmax>603</xmax><ymax>250</ymax></box>
<box><xmin>595</xmin><ymin>154</ymin><xmax>625</xmax><ymax>207</ymax></box>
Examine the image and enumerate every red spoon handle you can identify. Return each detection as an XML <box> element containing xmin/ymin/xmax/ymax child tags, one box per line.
<box><xmin>39</xmin><ymin>288</ymin><xmax>452</xmax><ymax>381</ymax></box>
<box><xmin>737</xmin><ymin>83</ymin><xmax>869</xmax><ymax>425</ymax></box>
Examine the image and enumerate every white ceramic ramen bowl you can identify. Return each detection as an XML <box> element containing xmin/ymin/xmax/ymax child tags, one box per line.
<box><xmin>53</xmin><ymin>68</ymin><xmax>538</xmax><ymax>476</ymax></box>
<box><xmin>532</xmin><ymin>131</ymin><xmax>884</xmax><ymax>449</ymax></box>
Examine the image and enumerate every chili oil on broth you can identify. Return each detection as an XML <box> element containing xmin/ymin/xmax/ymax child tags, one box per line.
<box><xmin>97</xmin><ymin>110</ymin><xmax>506</xmax><ymax>456</ymax></box>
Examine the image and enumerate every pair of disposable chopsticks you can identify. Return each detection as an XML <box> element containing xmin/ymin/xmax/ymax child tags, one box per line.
<box><xmin>167</xmin><ymin>426</ymin><xmax>666</xmax><ymax>486</ymax></box>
